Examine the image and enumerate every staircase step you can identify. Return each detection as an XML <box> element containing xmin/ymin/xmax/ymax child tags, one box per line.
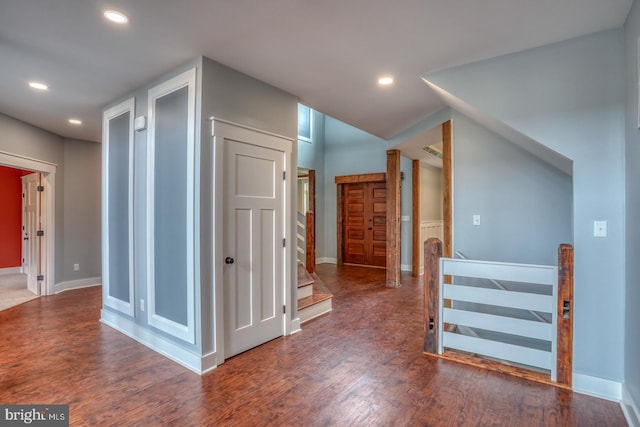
<box><xmin>297</xmin><ymin>263</ymin><xmax>314</xmax><ymax>288</ymax></box>
<box><xmin>298</xmin><ymin>272</ymin><xmax>333</xmax><ymax>323</ymax></box>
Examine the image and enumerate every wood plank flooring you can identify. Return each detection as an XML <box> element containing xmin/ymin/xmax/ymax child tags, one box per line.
<box><xmin>0</xmin><ymin>264</ymin><xmax>626</xmax><ymax>426</ymax></box>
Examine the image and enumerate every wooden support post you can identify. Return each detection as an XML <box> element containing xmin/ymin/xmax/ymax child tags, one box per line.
<box><xmin>557</xmin><ymin>243</ymin><xmax>574</xmax><ymax>387</ymax></box>
<box><xmin>306</xmin><ymin>211</ymin><xmax>315</xmax><ymax>274</ymax></box>
<box><xmin>412</xmin><ymin>160</ymin><xmax>420</xmax><ymax>277</ymax></box>
<box><xmin>386</xmin><ymin>149</ymin><xmax>401</xmax><ymax>288</ymax></box>
<box><xmin>424</xmin><ymin>238</ymin><xmax>442</xmax><ymax>354</ymax></box>
<box><xmin>336</xmin><ymin>183</ymin><xmax>343</xmax><ymax>266</ymax></box>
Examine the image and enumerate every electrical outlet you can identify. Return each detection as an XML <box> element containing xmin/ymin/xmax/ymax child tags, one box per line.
<box><xmin>140</xmin><ymin>299</ymin><xmax>145</xmax><ymax>312</ymax></box>
<box><xmin>73</xmin><ymin>263</ymin><xmax>79</xmax><ymax>271</ymax></box>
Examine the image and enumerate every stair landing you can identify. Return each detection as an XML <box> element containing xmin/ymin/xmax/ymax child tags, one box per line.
<box><xmin>297</xmin><ymin>264</ymin><xmax>332</xmax><ymax>323</ymax></box>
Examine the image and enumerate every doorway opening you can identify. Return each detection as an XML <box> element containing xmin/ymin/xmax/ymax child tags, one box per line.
<box><xmin>0</xmin><ymin>152</ymin><xmax>56</xmax><ymax>299</ymax></box>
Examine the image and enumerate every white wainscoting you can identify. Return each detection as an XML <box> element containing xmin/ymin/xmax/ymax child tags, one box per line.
<box><xmin>419</xmin><ymin>220</ymin><xmax>443</xmax><ymax>274</ymax></box>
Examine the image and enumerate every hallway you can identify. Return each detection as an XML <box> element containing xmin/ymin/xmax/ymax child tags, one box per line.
<box><xmin>0</xmin><ymin>264</ymin><xmax>625</xmax><ymax>426</ymax></box>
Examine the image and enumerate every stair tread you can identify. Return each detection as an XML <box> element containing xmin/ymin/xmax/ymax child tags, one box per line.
<box><xmin>298</xmin><ymin>272</ymin><xmax>333</xmax><ymax>311</ymax></box>
<box><xmin>297</xmin><ymin>263</ymin><xmax>314</xmax><ymax>288</ymax></box>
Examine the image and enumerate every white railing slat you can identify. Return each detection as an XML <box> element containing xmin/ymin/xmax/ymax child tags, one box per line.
<box><xmin>443</xmin><ymin>284</ymin><xmax>553</xmax><ymax>313</ymax></box>
<box><xmin>443</xmin><ymin>308</ymin><xmax>552</xmax><ymax>341</ymax></box>
<box><xmin>443</xmin><ymin>332</ymin><xmax>552</xmax><ymax>370</ymax></box>
<box><xmin>442</xmin><ymin>258</ymin><xmax>556</xmax><ymax>286</ymax></box>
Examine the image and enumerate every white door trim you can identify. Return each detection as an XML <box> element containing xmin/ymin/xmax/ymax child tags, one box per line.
<box><xmin>0</xmin><ymin>151</ymin><xmax>56</xmax><ymax>295</ymax></box>
<box><xmin>211</xmin><ymin>117</ymin><xmax>294</xmax><ymax>365</ymax></box>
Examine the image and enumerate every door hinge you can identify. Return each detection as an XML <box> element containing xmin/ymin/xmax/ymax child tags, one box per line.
<box><xmin>283</xmin><ymin>171</ymin><xmax>286</xmax><ymax>180</ymax></box>
<box><xmin>282</xmin><ymin>238</ymin><xmax>286</xmax><ymax>247</ymax></box>
<box><xmin>283</xmin><ymin>305</ymin><xmax>286</xmax><ymax>314</ymax></box>
<box><xmin>36</xmin><ymin>230</ymin><xmax>44</xmax><ymax>237</ymax></box>
<box><xmin>37</xmin><ymin>185</ymin><xmax>44</xmax><ymax>192</ymax></box>
<box><xmin>37</xmin><ymin>275</ymin><xmax>44</xmax><ymax>281</ymax></box>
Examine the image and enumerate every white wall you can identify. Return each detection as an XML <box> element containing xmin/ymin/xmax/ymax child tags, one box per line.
<box><xmin>426</xmin><ymin>29</ymin><xmax>625</xmax><ymax>383</ymax></box>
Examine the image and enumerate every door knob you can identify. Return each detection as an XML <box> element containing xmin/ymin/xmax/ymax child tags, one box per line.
<box><xmin>225</xmin><ymin>257</ymin><xmax>235</xmax><ymax>264</ymax></box>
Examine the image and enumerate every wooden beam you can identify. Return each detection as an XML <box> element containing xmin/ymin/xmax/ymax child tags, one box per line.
<box><xmin>557</xmin><ymin>243</ymin><xmax>574</xmax><ymax>387</ymax></box>
<box><xmin>442</xmin><ymin>120</ymin><xmax>452</xmax><ymax>260</ymax></box>
<box><xmin>335</xmin><ymin>172</ymin><xmax>386</xmax><ymax>185</ymax></box>
<box><xmin>412</xmin><ymin>160</ymin><xmax>420</xmax><ymax>277</ymax></box>
<box><xmin>386</xmin><ymin>150</ymin><xmax>401</xmax><ymax>288</ymax></box>
<box><xmin>424</xmin><ymin>238</ymin><xmax>442</xmax><ymax>354</ymax></box>
<box><xmin>442</xmin><ymin>120</ymin><xmax>453</xmax><ymax>307</ymax></box>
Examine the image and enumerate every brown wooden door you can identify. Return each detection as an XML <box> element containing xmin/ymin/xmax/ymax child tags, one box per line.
<box><xmin>343</xmin><ymin>182</ymin><xmax>386</xmax><ymax>267</ymax></box>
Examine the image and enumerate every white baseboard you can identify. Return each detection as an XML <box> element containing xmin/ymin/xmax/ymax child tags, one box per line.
<box><xmin>100</xmin><ymin>309</ymin><xmax>216</xmax><ymax>375</ymax></box>
<box><xmin>622</xmin><ymin>384</ymin><xmax>640</xmax><ymax>427</ymax></box>
<box><xmin>290</xmin><ymin>317</ymin><xmax>302</xmax><ymax>335</ymax></box>
<box><xmin>401</xmin><ymin>264</ymin><xmax>411</xmax><ymax>272</ymax></box>
<box><xmin>0</xmin><ymin>267</ymin><xmax>22</xmax><ymax>275</ymax></box>
<box><xmin>54</xmin><ymin>277</ymin><xmax>101</xmax><ymax>293</ymax></box>
<box><xmin>572</xmin><ymin>372</ymin><xmax>622</xmax><ymax>402</ymax></box>
<box><xmin>316</xmin><ymin>257</ymin><xmax>336</xmax><ymax>264</ymax></box>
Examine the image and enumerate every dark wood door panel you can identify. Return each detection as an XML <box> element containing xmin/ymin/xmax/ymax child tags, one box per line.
<box><xmin>343</xmin><ymin>181</ymin><xmax>386</xmax><ymax>267</ymax></box>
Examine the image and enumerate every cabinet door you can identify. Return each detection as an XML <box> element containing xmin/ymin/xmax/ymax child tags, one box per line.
<box><xmin>102</xmin><ymin>97</ymin><xmax>135</xmax><ymax>316</ymax></box>
<box><xmin>146</xmin><ymin>68</ymin><xmax>197</xmax><ymax>343</ymax></box>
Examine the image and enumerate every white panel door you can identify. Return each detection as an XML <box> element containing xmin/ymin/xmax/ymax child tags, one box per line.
<box><xmin>224</xmin><ymin>138</ymin><xmax>284</xmax><ymax>358</ymax></box>
<box><xmin>22</xmin><ymin>173</ymin><xmax>40</xmax><ymax>295</ymax></box>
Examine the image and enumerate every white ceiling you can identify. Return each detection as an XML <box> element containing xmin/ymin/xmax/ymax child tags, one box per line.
<box><xmin>0</xmin><ymin>0</ymin><xmax>632</xmax><ymax>143</ymax></box>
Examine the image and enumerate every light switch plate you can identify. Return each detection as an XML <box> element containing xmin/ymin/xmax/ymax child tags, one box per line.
<box><xmin>594</xmin><ymin>220</ymin><xmax>607</xmax><ymax>237</ymax></box>
<box><xmin>473</xmin><ymin>214</ymin><xmax>481</xmax><ymax>226</ymax></box>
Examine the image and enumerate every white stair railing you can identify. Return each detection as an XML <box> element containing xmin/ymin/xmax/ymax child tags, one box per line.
<box><xmin>454</xmin><ymin>251</ymin><xmax>549</xmax><ymax>324</ymax></box>
<box><xmin>439</xmin><ymin>257</ymin><xmax>558</xmax><ymax>380</ymax></box>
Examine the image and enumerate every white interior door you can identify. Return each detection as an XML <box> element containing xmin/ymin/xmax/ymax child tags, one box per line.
<box><xmin>224</xmin><ymin>138</ymin><xmax>285</xmax><ymax>358</ymax></box>
<box><xmin>22</xmin><ymin>172</ymin><xmax>40</xmax><ymax>295</ymax></box>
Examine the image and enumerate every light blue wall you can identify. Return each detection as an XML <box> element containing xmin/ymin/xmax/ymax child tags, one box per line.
<box><xmin>624</xmin><ymin>0</ymin><xmax>640</xmax><ymax>414</ymax></box>
<box><xmin>298</xmin><ymin>110</ymin><xmax>326</xmax><ymax>258</ymax></box>
<box><xmin>452</xmin><ymin>112</ymin><xmax>573</xmax><ymax>265</ymax></box>
<box><xmin>426</xmin><ymin>29</ymin><xmax>625</xmax><ymax>382</ymax></box>
<box><xmin>323</xmin><ymin>117</ymin><xmax>387</xmax><ymax>261</ymax></box>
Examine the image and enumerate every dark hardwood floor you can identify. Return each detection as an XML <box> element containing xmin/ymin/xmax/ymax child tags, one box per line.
<box><xmin>0</xmin><ymin>264</ymin><xmax>627</xmax><ymax>426</ymax></box>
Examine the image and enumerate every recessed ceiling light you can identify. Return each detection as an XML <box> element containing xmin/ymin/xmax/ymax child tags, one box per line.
<box><xmin>104</xmin><ymin>10</ymin><xmax>129</xmax><ymax>24</ymax></box>
<box><xmin>68</xmin><ymin>119</ymin><xmax>83</xmax><ymax>125</ymax></box>
<box><xmin>378</xmin><ymin>76</ymin><xmax>394</xmax><ymax>86</ymax></box>
<box><xmin>28</xmin><ymin>81</ymin><xmax>48</xmax><ymax>91</ymax></box>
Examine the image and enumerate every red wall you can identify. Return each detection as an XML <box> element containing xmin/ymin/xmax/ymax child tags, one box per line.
<box><xmin>0</xmin><ymin>166</ymin><xmax>31</xmax><ymax>268</ymax></box>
